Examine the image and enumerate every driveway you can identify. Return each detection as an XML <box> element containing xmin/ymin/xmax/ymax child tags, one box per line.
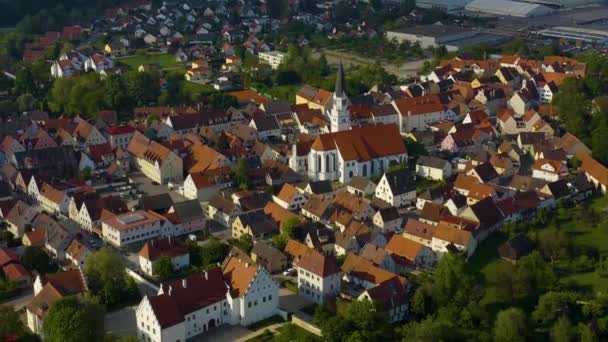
<box><xmin>278</xmin><ymin>288</ymin><xmax>314</xmax><ymax>314</ymax></box>
<box><xmin>105</xmin><ymin>306</ymin><xmax>138</xmax><ymax>338</ymax></box>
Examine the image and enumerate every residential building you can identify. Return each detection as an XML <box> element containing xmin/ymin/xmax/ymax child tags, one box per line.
<box><xmin>127</xmin><ymin>131</ymin><xmax>183</xmax><ymax>184</ymax></box>
<box><xmin>375</xmin><ymin>169</ymin><xmax>416</xmax><ymax>208</ymax></box>
<box><xmin>102</xmin><ymin>210</ymin><xmax>165</xmax><ymax>247</ymax></box>
<box><xmin>138</xmin><ymin>237</ymin><xmax>190</xmax><ymax>276</ymax></box>
<box><xmin>136</xmin><ymin>251</ymin><xmax>278</xmax><ymax>341</ymax></box>
<box><xmin>258</xmin><ymin>51</ymin><xmax>286</xmax><ymax>69</ymax></box>
<box><xmin>416</xmin><ymin>156</ymin><xmax>452</xmax><ymax>180</ymax></box>
<box><xmin>296</xmin><ymin>247</ymin><xmax>341</xmax><ymax>304</ymax></box>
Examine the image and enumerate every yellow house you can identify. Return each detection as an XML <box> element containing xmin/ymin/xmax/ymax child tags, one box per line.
<box><xmin>295</xmin><ymin>85</ymin><xmax>333</xmax><ymax>112</ymax></box>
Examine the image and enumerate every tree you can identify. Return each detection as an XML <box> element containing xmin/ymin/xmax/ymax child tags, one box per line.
<box><xmin>208</xmin><ymin>93</ymin><xmax>238</xmax><ymax>110</ymax></box>
<box><xmin>80</xmin><ymin>166</ymin><xmax>92</xmax><ymax>180</ymax></box>
<box><xmin>126</xmin><ymin>71</ymin><xmax>160</xmax><ymax>107</ymax></box>
<box><xmin>154</xmin><ymin>256</ymin><xmax>174</xmax><ymax>280</ymax></box>
<box><xmin>280</xmin><ymin>217</ymin><xmax>302</xmax><ymax>237</ymax></box>
<box><xmin>22</xmin><ymin>247</ymin><xmax>55</xmax><ymax>274</ymax></box>
<box><xmin>16</xmin><ymin>93</ymin><xmax>37</xmax><ymax>112</ymax></box>
<box><xmin>0</xmin><ymin>305</ymin><xmax>26</xmax><ymax>340</ymax></box>
<box><xmin>85</xmin><ymin>248</ymin><xmax>128</xmax><ymax>305</ymax></box>
<box><xmin>268</xmin><ymin>0</ymin><xmax>288</xmax><ymax>18</ymax></box>
<box><xmin>552</xmin><ymin>316</ymin><xmax>573</xmax><ymax>342</ymax></box>
<box><xmin>103</xmin><ymin>74</ymin><xmax>131</xmax><ymax>113</ymax></box>
<box><xmin>15</xmin><ymin>67</ymin><xmax>35</xmax><ymax>95</ymax></box>
<box><xmin>591</xmin><ymin>121</ymin><xmax>608</xmax><ymax>165</ymax></box>
<box><xmin>533</xmin><ymin>292</ymin><xmax>578</xmax><ymax>326</ymax></box>
<box><xmin>539</xmin><ymin>228</ymin><xmax>570</xmax><ymax>263</ymax></box>
<box><xmin>494</xmin><ymin>308</ymin><xmax>527</xmax><ymax>342</ymax></box>
<box><xmin>42</xmin><ymin>296</ymin><xmax>104</xmax><ymax>342</ymax></box>
<box><xmin>232</xmin><ymin>159</ymin><xmax>250</xmax><ymax>191</ymax></box>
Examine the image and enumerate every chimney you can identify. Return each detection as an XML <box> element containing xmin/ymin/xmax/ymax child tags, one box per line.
<box><xmin>168</xmin><ymin>285</ymin><xmax>173</xmax><ymax>296</ymax></box>
<box><xmin>182</xmin><ymin>278</ymin><xmax>187</xmax><ymax>288</ymax></box>
<box><xmin>245</xmin><ymin>262</ymin><xmax>250</xmax><ymax>268</ymax></box>
<box><xmin>204</xmin><ymin>271</ymin><xmax>208</xmax><ymax>280</ymax></box>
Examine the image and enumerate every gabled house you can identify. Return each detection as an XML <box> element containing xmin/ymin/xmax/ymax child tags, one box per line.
<box><xmin>138</xmin><ymin>237</ymin><xmax>189</xmax><ymax>276</ymax></box>
<box><xmin>272</xmin><ymin>183</ymin><xmax>307</xmax><ymax>210</ymax></box>
<box><xmin>375</xmin><ymin>169</ymin><xmax>416</xmax><ymax>208</ymax></box>
<box><xmin>386</xmin><ymin>234</ymin><xmax>435</xmax><ymax>272</ymax></box>
<box><xmin>416</xmin><ymin>156</ymin><xmax>451</xmax><ymax>181</ymax></box>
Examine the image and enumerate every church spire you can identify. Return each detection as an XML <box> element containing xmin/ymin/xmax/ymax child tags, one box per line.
<box><xmin>335</xmin><ymin>61</ymin><xmax>346</xmax><ymax>97</ymax></box>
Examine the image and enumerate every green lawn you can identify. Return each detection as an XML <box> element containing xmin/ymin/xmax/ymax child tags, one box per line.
<box><xmin>116</xmin><ymin>53</ymin><xmax>185</xmax><ymax>70</ymax></box>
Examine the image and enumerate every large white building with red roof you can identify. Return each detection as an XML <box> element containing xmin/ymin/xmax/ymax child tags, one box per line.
<box><xmin>300</xmin><ymin>124</ymin><xmax>408</xmax><ymax>184</ymax></box>
<box><xmin>136</xmin><ymin>249</ymin><xmax>278</xmax><ymax>341</ymax></box>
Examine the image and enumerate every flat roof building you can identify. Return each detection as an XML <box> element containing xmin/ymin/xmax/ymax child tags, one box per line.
<box><xmin>386</xmin><ymin>25</ymin><xmax>478</xmax><ymax>50</ymax></box>
<box><xmin>465</xmin><ymin>0</ymin><xmax>554</xmax><ymax>17</ymax></box>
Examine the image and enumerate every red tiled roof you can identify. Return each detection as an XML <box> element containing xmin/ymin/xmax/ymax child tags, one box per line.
<box><xmin>0</xmin><ymin>248</ymin><xmax>19</xmax><ymax>267</ymax></box>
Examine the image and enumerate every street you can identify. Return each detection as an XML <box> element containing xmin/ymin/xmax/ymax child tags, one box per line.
<box><xmin>105</xmin><ymin>306</ymin><xmax>138</xmax><ymax>338</ymax></box>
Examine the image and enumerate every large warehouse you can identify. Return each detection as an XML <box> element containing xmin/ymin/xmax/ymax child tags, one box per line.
<box><xmin>465</xmin><ymin>0</ymin><xmax>554</xmax><ymax>17</ymax></box>
<box><xmin>416</xmin><ymin>0</ymin><xmax>473</xmax><ymax>12</ymax></box>
<box><xmin>538</xmin><ymin>25</ymin><xmax>608</xmax><ymax>44</ymax></box>
<box><xmin>386</xmin><ymin>25</ymin><xmax>478</xmax><ymax>49</ymax></box>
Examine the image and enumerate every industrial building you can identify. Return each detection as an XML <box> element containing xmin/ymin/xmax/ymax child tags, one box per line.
<box><xmin>416</xmin><ymin>0</ymin><xmax>473</xmax><ymax>12</ymax></box>
<box><xmin>537</xmin><ymin>25</ymin><xmax>608</xmax><ymax>44</ymax></box>
<box><xmin>465</xmin><ymin>0</ymin><xmax>554</xmax><ymax>17</ymax></box>
<box><xmin>386</xmin><ymin>25</ymin><xmax>478</xmax><ymax>49</ymax></box>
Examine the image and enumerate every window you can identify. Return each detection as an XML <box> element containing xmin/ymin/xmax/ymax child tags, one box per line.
<box><xmin>248</xmin><ymin>302</ymin><xmax>252</xmax><ymax>308</ymax></box>
<box><xmin>268</xmin><ymin>295</ymin><xmax>272</xmax><ymax>301</ymax></box>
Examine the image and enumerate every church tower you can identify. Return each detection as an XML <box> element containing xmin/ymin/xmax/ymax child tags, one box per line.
<box><xmin>328</xmin><ymin>62</ymin><xmax>351</xmax><ymax>132</ymax></box>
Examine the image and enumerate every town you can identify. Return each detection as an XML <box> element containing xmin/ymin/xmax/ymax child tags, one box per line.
<box><xmin>2</xmin><ymin>0</ymin><xmax>608</xmax><ymax>342</ymax></box>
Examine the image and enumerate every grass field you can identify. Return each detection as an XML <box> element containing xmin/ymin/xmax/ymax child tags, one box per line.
<box><xmin>116</xmin><ymin>53</ymin><xmax>186</xmax><ymax>70</ymax></box>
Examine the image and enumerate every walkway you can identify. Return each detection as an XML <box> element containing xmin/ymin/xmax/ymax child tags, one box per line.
<box><xmin>235</xmin><ymin>323</ymin><xmax>286</xmax><ymax>342</ymax></box>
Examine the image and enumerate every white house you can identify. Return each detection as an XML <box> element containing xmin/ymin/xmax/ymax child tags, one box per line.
<box><xmin>431</xmin><ymin>223</ymin><xmax>477</xmax><ymax>259</ymax></box>
<box><xmin>138</xmin><ymin>237</ymin><xmax>190</xmax><ymax>276</ymax></box>
<box><xmin>258</xmin><ymin>51</ymin><xmax>286</xmax><ymax>70</ymax></box>
<box><xmin>375</xmin><ymin>169</ymin><xmax>416</xmax><ymax>208</ymax></box>
<box><xmin>102</xmin><ymin>210</ymin><xmax>165</xmax><ymax>247</ymax></box>
<box><xmin>136</xmin><ymin>252</ymin><xmax>278</xmax><ymax>341</ymax></box>
<box><xmin>272</xmin><ymin>183</ymin><xmax>307</xmax><ymax>210</ymax></box>
<box><xmin>416</xmin><ymin>156</ymin><xmax>452</xmax><ymax>181</ymax></box>
<box><xmin>532</xmin><ymin>158</ymin><xmax>568</xmax><ymax>182</ymax></box>
<box><xmin>296</xmin><ymin>248</ymin><xmax>341</xmax><ymax>304</ymax></box>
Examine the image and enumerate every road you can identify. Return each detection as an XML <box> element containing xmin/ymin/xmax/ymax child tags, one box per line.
<box><xmin>0</xmin><ymin>288</ymin><xmax>33</xmax><ymax>311</ymax></box>
<box><xmin>105</xmin><ymin>306</ymin><xmax>138</xmax><ymax>338</ymax></box>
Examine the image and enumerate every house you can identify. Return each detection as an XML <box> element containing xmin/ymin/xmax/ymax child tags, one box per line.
<box><xmin>416</xmin><ymin>156</ymin><xmax>452</xmax><ymax>181</ymax></box>
<box><xmin>385</xmin><ymin>234</ymin><xmax>436</xmax><ymax>272</ymax></box>
<box><xmin>392</xmin><ymin>95</ymin><xmax>455</xmax><ymax>133</ymax></box>
<box><xmin>258</xmin><ymin>51</ymin><xmax>286</xmax><ymax>69</ymax></box>
<box><xmin>466</xmin><ymin>163</ymin><xmax>499</xmax><ymax>184</ymax></box>
<box><xmin>431</xmin><ymin>222</ymin><xmax>477</xmax><ymax>259</ymax></box>
<box><xmin>2</xmin><ymin>262</ymin><xmax>31</xmax><ymax>288</ymax></box>
<box><xmin>347</xmin><ymin>177</ymin><xmax>376</xmax><ymax>197</ymax></box>
<box><xmin>402</xmin><ymin>218</ymin><xmax>436</xmax><ymax>247</ymax></box>
<box><xmin>372</xmin><ymin>207</ymin><xmax>402</xmax><ymax>233</ymax></box>
<box><xmin>232</xmin><ymin>212</ymin><xmax>278</xmax><ymax>240</ymax></box>
<box><xmin>41</xmin><ymin>214</ymin><xmax>72</xmax><ymax>260</ymax></box>
<box><xmin>251</xmin><ymin>241</ymin><xmax>287</xmax><ymax>274</ymax></box>
<box><xmin>207</xmin><ymin>194</ymin><xmax>242</xmax><ymax>228</ymax></box>
<box><xmin>65</xmin><ymin>238</ymin><xmax>93</xmax><ymax>268</ymax></box>
<box><xmin>272</xmin><ymin>183</ymin><xmax>307</xmax><ymax>210</ymax></box>
<box><xmin>84</xmin><ymin>53</ymin><xmax>115</xmax><ymax>73</ymax></box>
<box><xmin>73</xmin><ymin>120</ymin><xmax>108</xmax><ymax>147</ymax></box>
<box><xmin>295</xmin><ymin>85</ymin><xmax>333</xmax><ymax>112</ymax></box>
<box><xmin>102</xmin><ymin>210</ymin><xmax>166</xmax><ymax>247</ymax></box>
<box><xmin>341</xmin><ymin>253</ymin><xmax>403</xmax><ymax>291</ymax></box>
<box><xmin>578</xmin><ymin>152</ymin><xmax>608</xmax><ymax>194</ymax></box>
<box><xmin>6</xmin><ymin>200</ymin><xmax>38</xmax><ymax>238</ymax></box>
<box><xmin>104</xmin><ymin>42</ymin><xmax>127</xmax><ymax>57</ymax></box>
<box><xmin>296</xmin><ymin>247</ymin><xmax>340</xmax><ymax>304</ymax></box>
<box><xmin>164</xmin><ymin>200</ymin><xmax>206</xmax><ymax>236</ymax></box>
<box><xmin>27</xmin><ymin>269</ymin><xmax>87</xmax><ymax>334</ymax></box>
<box><xmin>249</xmin><ymin>116</ymin><xmax>281</xmax><ymax>141</ymax></box>
<box><xmin>301</xmin><ymin>195</ymin><xmax>333</xmax><ymax>222</ymax></box>
<box><xmin>375</xmin><ymin>169</ymin><xmax>416</xmax><ymax>208</ymax></box>
<box><xmin>138</xmin><ymin>237</ymin><xmax>189</xmax><ymax>276</ymax></box>
<box><xmin>532</xmin><ymin>158</ymin><xmax>568</xmax><ymax>182</ymax></box>
<box><xmin>498</xmin><ymin>235</ymin><xmax>533</xmax><ymax>263</ymax></box>
<box><xmin>104</xmin><ymin>125</ymin><xmax>135</xmax><ymax>150</ymax></box>
<box><xmin>301</xmin><ymin>180</ymin><xmax>333</xmax><ymax>197</ymax></box>
<box><xmin>358</xmin><ymin>276</ymin><xmax>408</xmax><ymax>323</ymax></box>
<box><xmin>182</xmin><ymin>172</ymin><xmax>228</xmax><ymax>202</ymax></box>
<box><xmin>136</xmin><ymin>251</ymin><xmax>278</xmax><ymax>341</ymax></box>
<box><xmin>298</xmin><ymin>124</ymin><xmax>408</xmax><ymax>184</ymax></box>
<box><xmin>127</xmin><ymin>131</ymin><xmax>183</xmax><ymax>184</ymax></box>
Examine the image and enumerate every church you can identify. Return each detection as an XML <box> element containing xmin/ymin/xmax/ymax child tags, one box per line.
<box><xmin>290</xmin><ymin>63</ymin><xmax>408</xmax><ymax>184</ymax></box>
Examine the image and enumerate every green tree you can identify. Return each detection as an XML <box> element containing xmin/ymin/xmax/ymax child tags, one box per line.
<box><xmin>103</xmin><ymin>74</ymin><xmax>131</xmax><ymax>113</ymax></box>
<box><xmin>0</xmin><ymin>305</ymin><xmax>26</xmax><ymax>340</ymax></box>
<box><xmin>126</xmin><ymin>71</ymin><xmax>160</xmax><ymax>107</ymax></box>
<box><xmin>268</xmin><ymin>0</ymin><xmax>288</xmax><ymax>18</ymax></box>
<box><xmin>580</xmin><ymin>324</ymin><xmax>598</xmax><ymax>342</ymax></box>
<box><xmin>232</xmin><ymin>159</ymin><xmax>250</xmax><ymax>191</ymax></box>
<box><xmin>22</xmin><ymin>247</ymin><xmax>55</xmax><ymax>274</ymax></box>
<box><xmin>533</xmin><ymin>292</ymin><xmax>578</xmax><ymax>326</ymax></box>
<box><xmin>46</xmin><ymin>41</ymin><xmax>62</xmax><ymax>60</ymax></box>
<box><xmin>16</xmin><ymin>93</ymin><xmax>37</xmax><ymax>112</ymax></box>
<box><xmin>552</xmin><ymin>316</ymin><xmax>573</xmax><ymax>342</ymax></box>
<box><xmin>591</xmin><ymin>120</ymin><xmax>608</xmax><ymax>165</ymax></box>
<box><xmin>280</xmin><ymin>217</ymin><xmax>302</xmax><ymax>236</ymax></box>
<box><xmin>208</xmin><ymin>93</ymin><xmax>238</xmax><ymax>110</ymax></box>
<box><xmin>15</xmin><ymin>67</ymin><xmax>35</xmax><ymax>95</ymax></box>
<box><xmin>494</xmin><ymin>308</ymin><xmax>527</xmax><ymax>342</ymax></box>
<box><xmin>85</xmin><ymin>248</ymin><xmax>128</xmax><ymax>305</ymax></box>
<box><xmin>401</xmin><ymin>316</ymin><xmax>451</xmax><ymax>341</ymax></box>
<box><xmin>154</xmin><ymin>256</ymin><xmax>174</xmax><ymax>280</ymax></box>
<box><xmin>43</xmin><ymin>297</ymin><xmax>104</xmax><ymax>342</ymax></box>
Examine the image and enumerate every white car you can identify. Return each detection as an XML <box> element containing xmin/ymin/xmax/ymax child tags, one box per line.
<box><xmin>283</xmin><ymin>268</ymin><xmax>296</xmax><ymax>276</ymax></box>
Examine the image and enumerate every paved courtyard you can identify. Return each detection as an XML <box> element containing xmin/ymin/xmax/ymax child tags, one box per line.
<box><xmin>190</xmin><ymin>325</ymin><xmax>251</xmax><ymax>342</ymax></box>
<box><xmin>105</xmin><ymin>306</ymin><xmax>138</xmax><ymax>338</ymax></box>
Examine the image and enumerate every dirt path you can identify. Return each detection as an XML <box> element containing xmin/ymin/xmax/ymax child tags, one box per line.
<box><xmin>314</xmin><ymin>48</ymin><xmax>430</xmax><ymax>78</ymax></box>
